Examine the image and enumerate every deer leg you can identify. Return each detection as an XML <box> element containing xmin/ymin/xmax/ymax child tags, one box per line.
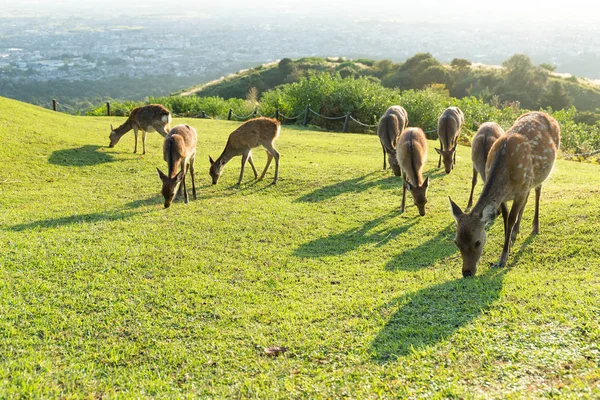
<box><xmin>400</xmin><ymin>173</ymin><xmax>407</xmax><ymax>213</ymax></box>
<box><xmin>511</xmin><ymin>196</ymin><xmax>528</xmax><ymax>245</ymax></box>
<box><xmin>238</xmin><ymin>150</ymin><xmax>250</xmax><ymax>185</ymax></box>
<box><xmin>500</xmin><ymin>202</ymin><xmax>509</xmax><ymax>238</ymax></box>
<box><xmin>532</xmin><ymin>185</ymin><xmax>541</xmax><ymax>234</ymax></box>
<box><xmin>259</xmin><ymin>152</ymin><xmax>273</xmax><ymax>180</ymax></box>
<box><xmin>190</xmin><ymin>156</ymin><xmax>197</xmax><ymax>200</ymax></box>
<box><xmin>133</xmin><ymin>126</ymin><xmax>139</xmax><ymax>154</ymax></box>
<box><xmin>382</xmin><ymin>144</ymin><xmax>387</xmax><ymax>170</ymax></box>
<box><xmin>466</xmin><ymin>167</ymin><xmax>477</xmax><ymax>211</ymax></box>
<box><xmin>261</xmin><ymin>143</ymin><xmax>280</xmax><ymax>184</ymax></box>
<box><xmin>437</xmin><ymin>139</ymin><xmax>442</xmax><ymax>168</ymax></box>
<box><xmin>182</xmin><ymin>163</ymin><xmax>189</xmax><ymax>204</ymax></box>
<box><xmin>247</xmin><ymin>151</ymin><xmax>258</xmax><ymax>179</ymax></box>
<box><xmin>142</xmin><ymin>130</ymin><xmax>148</xmax><ymax>155</ymax></box>
<box><xmin>497</xmin><ymin>197</ymin><xmax>527</xmax><ymax>268</ymax></box>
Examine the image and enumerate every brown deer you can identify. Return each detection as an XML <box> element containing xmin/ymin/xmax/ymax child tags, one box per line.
<box><xmin>378</xmin><ymin>106</ymin><xmax>408</xmax><ymax>176</ymax></box>
<box><xmin>108</xmin><ymin>104</ymin><xmax>172</xmax><ymax>154</ymax></box>
<box><xmin>396</xmin><ymin>127</ymin><xmax>429</xmax><ymax>216</ymax></box>
<box><xmin>156</xmin><ymin>124</ymin><xmax>197</xmax><ymax>208</ymax></box>
<box><xmin>450</xmin><ymin>111</ymin><xmax>561</xmax><ymax>277</ymax></box>
<box><xmin>435</xmin><ymin>106</ymin><xmax>465</xmax><ymax>174</ymax></box>
<box><xmin>209</xmin><ymin>117</ymin><xmax>280</xmax><ymax>185</ymax></box>
<box><xmin>466</xmin><ymin>122</ymin><xmax>504</xmax><ymax>210</ymax></box>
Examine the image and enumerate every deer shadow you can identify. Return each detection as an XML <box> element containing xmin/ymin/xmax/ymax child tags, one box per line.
<box><xmin>295</xmin><ymin>172</ymin><xmax>399</xmax><ymax>203</ymax></box>
<box><xmin>371</xmin><ymin>269</ymin><xmax>505</xmax><ymax>362</ymax></box>
<box><xmin>7</xmin><ymin>209</ymin><xmax>147</xmax><ymax>232</ymax></box>
<box><xmin>294</xmin><ymin>211</ymin><xmax>418</xmax><ymax>258</ymax></box>
<box><xmin>48</xmin><ymin>145</ymin><xmax>117</xmax><ymax>167</ymax></box>
<box><xmin>385</xmin><ymin>224</ymin><xmax>457</xmax><ymax>271</ymax></box>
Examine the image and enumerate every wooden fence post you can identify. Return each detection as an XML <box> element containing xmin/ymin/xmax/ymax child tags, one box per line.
<box><xmin>275</xmin><ymin>107</ymin><xmax>279</xmax><ymax>120</ymax></box>
<box><xmin>252</xmin><ymin>107</ymin><xmax>257</xmax><ymax>118</ymax></box>
<box><xmin>201</xmin><ymin>110</ymin><xmax>206</xmax><ymax>118</ymax></box>
<box><xmin>342</xmin><ymin>112</ymin><xmax>351</xmax><ymax>133</ymax></box>
<box><xmin>52</xmin><ymin>99</ymin><xmax>57</xmax><ymax>111</ymax></box>
<box><xmin>303</xmin><ymin>104</ymin><xmax>310</xmax><ymax>126</ymax></box>
<box><xmin>106</xmin><ymin>102</ymin><xmax>111</xmax><ymax>117</ymax></box>
<box><xmin>228</xmin><ymin>108</ymin><xmax>233</xmax><ymax>120</ymax></box>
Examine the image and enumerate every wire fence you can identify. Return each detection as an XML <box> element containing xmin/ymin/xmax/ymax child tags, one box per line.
<box><xmin>47</xmin><ymin>98</ymin><xmax>600</xmax><ymax>157</ymax></box>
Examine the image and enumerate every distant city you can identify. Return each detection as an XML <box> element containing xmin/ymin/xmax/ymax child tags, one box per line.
<box><xmin>1</xmin><ymin>11</ymin><xmax>599</xmax><ymax>106</ymax></box>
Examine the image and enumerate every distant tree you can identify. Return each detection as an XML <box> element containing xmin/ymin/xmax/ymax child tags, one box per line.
<box><xmin>451</xmin><ymin>58</ymin><xmax>472</xmax><ymax>69</ymax></box>
<box><xmin>246</xmin><ymin>87</ymin><xmax>259</xmax><ymax>106</ymax></box>
<box><xmin>417</xmin><ymin>65</ymin><xmax>453</xmax><ymax>88</ymax></box>
<box><xmin>540</xmin><ymin>63</ymin><xmax>556</xmax><ymax>72</ymax></box>
<box><xmin>498</xmin><ymin>54</ymin><xmax>548</xmax><ymax>109</ymax></box>
<box><xmin>373</xmin><ymin>59</ymin><xmax>395</xmax><ymax>78</ymax></box>
<box><xmin>539</xmin><ymin>81</ymin><xmax>573</xmax><ymax>110</ymax></box>
<box><xmin>278</xmin><ymin>58</ymin><xmax>294</xmax><ymax>76</ymax></box>
<box><xmin>338</xmin><ymin>67</ymin><xmax>355</xmax><ymax>79</ymax></box>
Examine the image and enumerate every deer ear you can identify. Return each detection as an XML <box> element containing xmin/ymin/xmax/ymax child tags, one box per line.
<box><xmin>449</xmin><ymin>197</ymin><xmax>463</xmax><ymax>220</ymax></box>
<box><xmin>110</xmin><ymin>124</ymin><xmax>114</xmax><ymax>131</ymax></box>
<box><xmin>435</xmin><ymin>148</ymin><xmax>442</xmax><ymax>155</ymax></box>
<box><xmin>157</xmin><ymin>167</ymin><xmax>167</xmax><ymax>180</ymax></box>
<box><xmin>209</xmin><ymin>156</ymin><xmax>215</xmax><ymax>164</ymax></box>
<box><xmin>481</xmin><ymin>203</ymin><xmax>497</xmax><ymax>225</ymax></box>
<box><xmin>175</xmin><ymin>169</ymin><xmax>184</xmax><ymax>182</ymax></box>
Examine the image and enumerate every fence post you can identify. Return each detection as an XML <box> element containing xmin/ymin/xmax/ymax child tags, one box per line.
<box><xmin>343</xmin><ymin>112</ymin><xmax>351</xmax><ymax>133</ymax></box>
<box><xmin>106</xmin><ymin>102</ymin><xmax>111</xmax><ymax>117</ymax></box>
<box><xmin>228</xmin><ymin>108</ymin><xmax>233</xmax><ymax>120</ymax></box>
<box><xmin>303</xmin><ymin>104</ymin><xmax>310</xmax><ymax>126</ymax></box>
<box><xmin>252</xmin><ymin>107</ymin><xmax>257</xmax><ymax>118</ymax></box>
<box><xmin>201</xmin><ymin>110</ymin><xmax>206</xmax><ymax>118</ymax></box>
<box><xmin>52</xmin><ymin>99</ymin><xmax>57</xmax><ymax>111</ymax></box>
<box><xmin>275</xmin><ymin>107</ymin><xmax>279</xmax><ymax>120</ymax></box>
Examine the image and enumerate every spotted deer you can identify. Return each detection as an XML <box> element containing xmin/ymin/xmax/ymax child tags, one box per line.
<box><xmin>156</xmin><ymin>124</ymin><xmax>197</xmax><ymax>208</ymax></box>
<box><xmin>466</xmin><ymin>122</ymin><xmax>504</xmax><ymax>210</ymax></box>
<box><xmin>109</xmin><ymin>104</ymin><xmax>172</xmax><ymax>154</ymax></box>
<box><xmin>436</xmin><ymin>106</ymin><xmax>465</xmax><ymax>173</ymax></box>
<box><xmin>209</xmin><ymin>117</ymin><xmax>280</xmax><ymax>185</ymax></box>
<box><xmin>450</xmin><ymin>112</ymin><xmax>561</xmax><ymax>277</ymax></box>
<box><xmin>378</xmin><ymin>106</ymin><xmax>408</xmax><ymax>176</ymax></box>
<box><xmin>396</xmin><ymin>127</ymin><xmax>429</xmax><ymax>216</ymax></box>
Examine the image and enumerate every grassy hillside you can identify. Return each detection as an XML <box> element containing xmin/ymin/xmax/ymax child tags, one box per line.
<box><xmin>1</xmin><ymin>97</ymin><xmax>599</xmax><ymax>398</ymax></box>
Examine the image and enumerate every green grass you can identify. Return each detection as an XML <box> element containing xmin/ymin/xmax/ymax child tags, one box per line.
<box><xmin>0</xmin><ymin>97</ymin><xmax>599</xmax><ymax>398</ymax></box>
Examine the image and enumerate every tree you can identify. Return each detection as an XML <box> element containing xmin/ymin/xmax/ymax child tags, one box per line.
<box><xmin>540</xmin><ymin>63</ymin><xmax>556</xmax><ymax>72</ymax></box>
<box><xmin>451</xmin><ymin>58</ymin><xmax>472</xmax><ymax>69</ymax></box>
<box><xmin>373</xmin><ymin>59</ymin><xmax>394</xmax><ymax>78</ymax></box>
<box><xmin>417</xmin><ymin>65</ymin><xmax>453</xmax><ymax>88</ymax></box>
<box><xmin>278</xmin><ymin>58</ymin><xmax>294</xmax><ymax>76</ymax></box>
<box><xmin>539</xmin><ymin>81</ymin><xmax>573</xmax><ymax>110</ymax></box>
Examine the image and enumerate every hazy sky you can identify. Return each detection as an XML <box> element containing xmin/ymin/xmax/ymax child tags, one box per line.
<box><xmin>3</xmin><ymin>0</ymin><xmax>600</xmax><ymax>23</ymax></box>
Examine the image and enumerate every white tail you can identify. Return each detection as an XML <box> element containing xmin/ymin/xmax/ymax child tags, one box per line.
<box><xmin>109</xmin><ymin>104</ymin><xmax>172</xmax><ymax>154</ymax></box>
<box><xmin>209</xmin><ymin>117</ymin><xmax>281</xmax><ymax>185</ymax></box>
<box><xmin>450</xmin><ymin>111</ymin><xmax>561</xmax><ymax>277</ymax></box>
<box><xmin>156</xmin><ymin>124</ymin><xmax>197</xmax><ymax>208</ymax></box>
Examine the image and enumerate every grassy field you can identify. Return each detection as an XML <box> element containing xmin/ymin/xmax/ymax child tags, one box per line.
<box><xmin>0</xmin><ymin>97</ymin><xmax>599</xmax><ymax>398</ymax></box>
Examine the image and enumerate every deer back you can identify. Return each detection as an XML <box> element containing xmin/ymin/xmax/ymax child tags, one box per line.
<box><xmin>163</xmin><ymin>124</ymin><xmax>197</xmax><ymax>177</ymax></box>
<box><xmin>471</xmin><ymin>122</ymin><xmax>504</xmax><ymax>182</ymax></box>
<box><xmin>378</xmin><ymin>106</ymin><xmax>408</xmax><ymax>154</ymax></box>
<box><xmin>131</xmin><ymin>104</ymin><xmax>171</xmax><ymax>130</ymax></box>
<box><xmin>396</xmin><ymin>127</ymin><xmax>428</xmax><ymax>186</ymax></box>
<box><xmin>225</xmin><ymin>117</ymin><xmax>280</xmax><ymax>156</ymax></box>
<box><xmin>437</xmin><ymin>106</ymin><xmax>464</xmax><ymax>149</ymax></box>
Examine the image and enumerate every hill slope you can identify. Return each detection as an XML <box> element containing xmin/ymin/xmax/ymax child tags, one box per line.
<box><xmin>1</xmin><ymin>97</ymin><xmax>599</xmax><ymax>397</ymax></box>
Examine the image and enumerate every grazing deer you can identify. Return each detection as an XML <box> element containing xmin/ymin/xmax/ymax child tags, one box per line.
<box><xmin>450</xmin><ymin>111</ymin><xmax>560</xmax><ymax>277</ymax></box>
<box><xmin>436</xmin><ymin>106</ymin><xmax>465</xmax><ymax>173</ymax></box>
<box><xmin>209</xmin><ymin>117</ymin><xmax>281</xmax><ymax>185</ymax></box>
<box><xmin>466</xmin><ymin>122</ymin><xmax>504</xmax><ymax>210</ymax></box>
<box><xmin>108</xmin><ymin>104</ymin><xmax>172</xmax><ymax>154</ymax></box>
<box><xmin>378</xmin><ymin>106</ymin><xmax>408</xmax><ymax>176</ymax></box>
<box><xmin>156</xmin><ymin>124</ymin><xmax>197</xmax><ymax>208</ymax></box>
<box><xmin>396</xmin><ymin>127</ymin><xmax>429</xmax><ymax>216</ymax></box>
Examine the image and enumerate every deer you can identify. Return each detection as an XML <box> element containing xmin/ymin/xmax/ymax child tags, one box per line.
<box><xmin>435</xmin><ymin>106</ymin><xmax>465</xmax><ymax>174</ymax></box>
<box><xmin>378</xmin><ymin>105</ymin><xmax>408</xmax><ymax>176</ymax></box>
<box><xmin>108</xmin><ymin>104</ymin><xmax>172</xmax><ymax>154</ymax></box>
<box><xmin>466</xmin><ymin>122</ymin><xmax>504</xmax><ymax>210</ymax></box>
<box><xmin>209</xmin><ymin>117</ymin><xmax>281</xmax><ymax>185</ymax></box>
<box><xmin>396</xmin><ymin>127</ymin><xmax>429</xmax><ymax>216</ymax></box>
<box><xmin>156</xmin><ymin>124</ymin><xmax>197</xmax><ymax>208</ymax></box>
<box><xmin>449</xmin><ymin>111</ymin><xmax>561</xmax><ymax>277</ymax></box>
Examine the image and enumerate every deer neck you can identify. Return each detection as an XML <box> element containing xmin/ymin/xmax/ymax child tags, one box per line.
<box><xmin>113</xmin><ymin>119</ymin><xmax>133</xmax><ymax>137</ymax></box>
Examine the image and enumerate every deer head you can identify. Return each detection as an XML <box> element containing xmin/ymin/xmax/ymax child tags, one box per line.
<box><xmin>108</xmin><ymin>124</ymin><xmax>119</xmax><ymax>148</ymax></box>
<box><xmin>406</xmin><ymin>176</ymin><xmax>429</xmax><ymax>216</ymax></box>
<box><xmin>388</xmin><ymin>155</ymin><xmax>402</xmax><ymax>177</ymax></box>
<box><xmin>435</xmin><ymin>147</ymin><xmax>456</xmax><ymax>174</ymax></box>
<box><xmin>208</xmin><ymin>156</ymin><xmax>224</xmax><ymax>185</ymax></box>
<box><xmin>449</xmin><ymin>197</ymin><xmax>497</xmax><ymax>277</ymax></box>
<box><xmin>157</xmin><ymin>167</ymin><xmax>183</xmax><ymax>208</ymax></box>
